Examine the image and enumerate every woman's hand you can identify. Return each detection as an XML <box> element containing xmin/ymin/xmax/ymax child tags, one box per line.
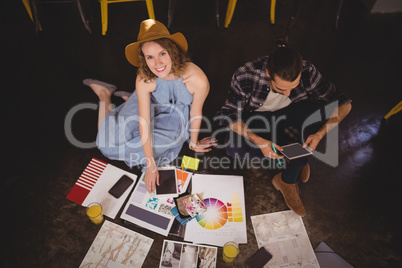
<box><xmin>144</xmin><ymin>164</ymin><xmax>159</xmax><ymax>193</ymax></box>
<box><xmin>189</xmin><ymin>137</ymin><xmax>218</xmax><ymax>152</ymax></box>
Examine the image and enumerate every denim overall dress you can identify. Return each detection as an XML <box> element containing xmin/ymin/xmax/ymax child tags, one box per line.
<box><xmin>96</xmin><ymin>77</ymin><xmax>193</xmax><ymax>168</ymax></box>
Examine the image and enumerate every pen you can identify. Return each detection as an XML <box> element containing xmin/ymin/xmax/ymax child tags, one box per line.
<box><xmin>181</xmin><ymin>162</ymin><xmax>184</xmax><ymax>187</ymax></box>
<box><xmin>271</xmin><ymin>142</ymin><xmax>282</xmax><ymax>166</ymax></box>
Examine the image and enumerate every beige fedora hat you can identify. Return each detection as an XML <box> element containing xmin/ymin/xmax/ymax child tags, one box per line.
<box><xmin>125</xmin><ymin>19</ymin><xmax>188</xmax><ymax>67</ymax></box>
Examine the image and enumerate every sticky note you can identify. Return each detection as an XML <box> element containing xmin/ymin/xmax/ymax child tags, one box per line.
<box><xmin>182</xmin><ymin>155</ymin><xmax>200</xmax><ymax>170</ymax></box>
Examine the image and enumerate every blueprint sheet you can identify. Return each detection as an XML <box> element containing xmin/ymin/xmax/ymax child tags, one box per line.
<box><xmin>251</xmin><ymin>211</ymin><xmax>320</xmax><ymax>268</ymax></box>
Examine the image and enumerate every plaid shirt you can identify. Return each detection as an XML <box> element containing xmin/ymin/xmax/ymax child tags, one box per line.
<box><xmin>218</xmin><ymin>56</ymin><xmax>352</xmax><ymax>128</ymax></box>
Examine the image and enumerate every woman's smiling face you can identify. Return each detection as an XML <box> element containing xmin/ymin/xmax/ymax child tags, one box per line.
<box><xmin>142</xmin><ymin>41</ymin><xmax>175</xmax><ymax>80</ymax></box>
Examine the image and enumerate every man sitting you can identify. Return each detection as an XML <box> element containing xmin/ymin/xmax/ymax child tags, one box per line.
<box><xmin>216</xmin><ymin>43</ymin><xmax>352</xmax><ymax>216</ymax></box>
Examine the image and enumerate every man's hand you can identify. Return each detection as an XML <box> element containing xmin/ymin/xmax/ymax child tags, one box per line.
<box><xmin>303</xmin><ymin>103</ymin><xmax>352</xmax><ymax>151</ymax></box>
<box><xmin>253</xmin><ymin>136</ymin><xmax>284</xmax><ymax>159</ymax></box>
<box><xmin>303</xmin><ymin>133</ymin><xmax>323</xmax><ymax>151</ymax></box>
<box><xmin>230</xmin><ymin>121</ymin><xmax>284</xmax><ymax>159</ymax></box>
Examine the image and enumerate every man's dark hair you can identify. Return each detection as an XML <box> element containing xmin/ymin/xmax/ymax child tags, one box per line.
<box><xmin>267</xmin><ymin>46</ymin><xmax>303</xmax><ymax>82</ymax></box>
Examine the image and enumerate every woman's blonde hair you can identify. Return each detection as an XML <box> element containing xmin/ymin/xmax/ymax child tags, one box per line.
<box><xmin>137</xmin><ymin>38</ymin><xmax>190</xmax><ymax>81</ymax></box>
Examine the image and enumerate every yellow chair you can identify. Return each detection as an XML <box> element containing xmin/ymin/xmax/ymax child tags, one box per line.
<box><xmin>22</xmin><ymin>0</ymin><xmax>42</xmax><ymax>31</ymax></box>
<box><xmin>100</xmin><ymin>0</ymin><xmax>155</xmax><ymax>35</ymax></box>
<box><xmin>384</xmin><ymin>101</ymin><xmax>402</xmax><ymax>120</ymax></box>
<box><xmin>224</xmin><ymin>0</ymin><xmax>276</xmax><ymax>28</ymax></box>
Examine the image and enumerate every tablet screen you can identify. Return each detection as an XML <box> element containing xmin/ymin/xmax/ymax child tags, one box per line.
<box><xmin>281</xmin><ymin>143</ymin><xmax>312</xmax><ymax>160</ymax></box>
<box><xmin>155</xmin><ymin>169</ymin><xmax>177</xmax><ymax>196</ymax></box>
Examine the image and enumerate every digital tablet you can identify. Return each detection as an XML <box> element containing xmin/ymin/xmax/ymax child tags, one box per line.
<box><xmin>155</xmin><ymin>167</ymin><xmax>178</xmax><ymax>198</ymax></box>
<box><xmin>281</xmin><ymin>143</ymin><xmax>313</xmax><ymax>160</ymax></box>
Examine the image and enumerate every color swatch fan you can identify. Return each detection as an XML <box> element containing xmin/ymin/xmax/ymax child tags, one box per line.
<box><xmin>196</xmin><ymin>198</ymin><xmax>228</xmax><ymax>230</ymax></box>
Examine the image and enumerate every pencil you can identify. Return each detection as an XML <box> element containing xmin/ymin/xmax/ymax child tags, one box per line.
<box><xmin>181</xmin><ymin>163</ymin><xmax>184</xmax><ymax>187</ymax></box>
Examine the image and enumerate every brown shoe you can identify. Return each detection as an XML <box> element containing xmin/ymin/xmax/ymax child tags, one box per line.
<box><xmin>272</xmin><ymin>173</ymin><xmax>306</xmax><ymax>217</ymax></box>
<box><xmin>298</xmin><ymin>163</ymin><xmax>310</xmax><ymax>183</ymax></box>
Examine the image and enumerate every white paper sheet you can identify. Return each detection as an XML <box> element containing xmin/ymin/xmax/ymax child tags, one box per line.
<box><xmin>67</xmin><ymin>158</ymin><xmax>137</xmax><ymax>219</ymax></box>
<box><xmin>184</xmin><ymin>174</ymin><xmax>247</xmax><ymax>247</ymax></box>
<box><xmin>251</xmin><ymin>211</ymin><xmax>320</xmax><ymax>268</ymax></box>
<box><xmin>80</xmin><ymin>220</ymin><xmax>153</xmax><ymax>267</ymax></box>
<box><xmin>82</xmin><ymin>164</ymin><xmax>137</xmax><ymax>219</ymax></box>
<box><xmin>120</xmin><ymin>173</ymin><xmax>176</xmax><ymax>236</ymax></box>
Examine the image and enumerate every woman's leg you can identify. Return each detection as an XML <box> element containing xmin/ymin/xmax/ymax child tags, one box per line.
<box><xmin>88</xmin><ymin>83</ymin><xmax>114</xmax><ymax>129</ymax></box>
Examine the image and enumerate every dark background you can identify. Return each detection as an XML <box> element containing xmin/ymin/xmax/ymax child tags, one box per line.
<box><xmin>3</xmin><ymin>0</ymin><xmax>402</xmax><ymax>267</ymax></box>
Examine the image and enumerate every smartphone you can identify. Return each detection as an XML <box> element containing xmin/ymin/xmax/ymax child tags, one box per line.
<box><xmin>281</xmin><ymin>143</ymin><xmax>312</xmax><ymax>160</ymax></box>
<box><xmin>108</xmin><ymin>175</ymin><xmax>134</xmax><ymax>198</ymax></box>
<box><xmin>245</xmin><ymin>247</ymin><xmax>273</xmax><ymax>268</ymax></box>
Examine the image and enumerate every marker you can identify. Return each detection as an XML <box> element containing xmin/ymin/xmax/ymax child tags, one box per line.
<box><xmin>271</xmin><ymin>142</ymin><xmax>283</xmax><ymax>166</ymax></box>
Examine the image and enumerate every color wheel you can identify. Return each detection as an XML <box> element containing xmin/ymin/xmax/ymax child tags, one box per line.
<box><xmin>195</xmin><ymin>198</ymin><xmax>228</xmax><ymax>230</ymax></box>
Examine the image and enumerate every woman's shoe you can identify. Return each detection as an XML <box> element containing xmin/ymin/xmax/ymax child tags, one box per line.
<box><xmin>82</xmin><ymin>79</ymin><xmax>117</xmax><ymax>94</ymax></box>
<box><xmin>114</xmin><ymin>91</ymin><xmax>132</xmax><ymax>98</ymax></box>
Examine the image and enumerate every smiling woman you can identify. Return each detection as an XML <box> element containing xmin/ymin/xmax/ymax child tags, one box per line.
<box><xmin>83</xmin><ymin>19</ymin><xmax>217</xmax><ymax>194</ymax></box>
<box><xmin>138</xmin><ymin>38</ymin><xmax>189</xmax><ymax>81</ymax></box>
